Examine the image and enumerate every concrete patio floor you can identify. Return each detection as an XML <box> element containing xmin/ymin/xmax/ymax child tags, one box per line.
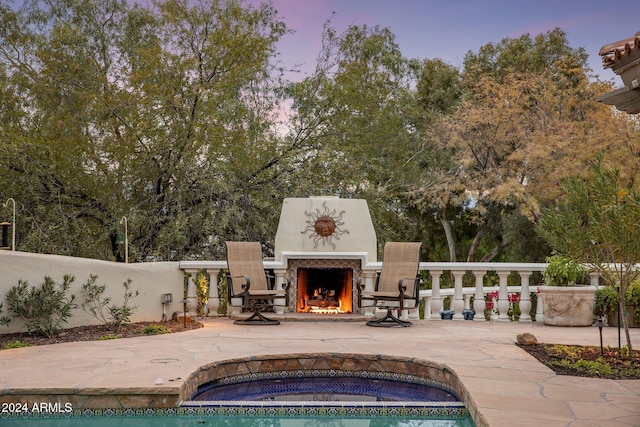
<box><xmin>0</xmin><ymin>317</ymin><xmax>638</xmax><ymax>426</ymax></box>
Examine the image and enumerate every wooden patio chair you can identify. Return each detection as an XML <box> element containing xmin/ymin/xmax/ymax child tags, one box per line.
<box><xmin>225</xmin><ymin>241</ymin><xmax>290</xmax><ymax>325</ymax></box>
<box><xmin>357</xmin><ymin>242</ymin><xmax>422</xmax><ymax>327</ymax></box>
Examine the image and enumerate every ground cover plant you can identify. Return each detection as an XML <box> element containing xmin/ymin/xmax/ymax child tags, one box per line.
<box><xmin>0</xmin><ymin>320</ymin><xmax>202</xmax><ymax>349</ymax></box>
<box><xmin>518</xmin><ymin>343</ymin><xmax>640</xmax><ymax>380</ymax></box>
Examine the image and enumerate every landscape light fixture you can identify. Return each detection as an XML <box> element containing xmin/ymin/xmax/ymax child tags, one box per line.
<box><xmin>593</xmin><ymin>318</ymin><xmax>606</xmax><ymax>356</ymax></box>
<box><xmin>3</xmin><ymin>198</ymin><xmax>15</xmax><ymax>251</ymax></box>
<box><xmin>181</xmin><ymin>298</ymin><xmax>188</xmax><ymax>328</ymax></box>
<box><xmin>161</xmin><ymin>293</ymin><xmax>173</xmax><ymax>321</ymax></box>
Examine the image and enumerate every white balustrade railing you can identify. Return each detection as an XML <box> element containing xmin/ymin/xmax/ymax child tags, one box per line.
<box><xmin>415</xmin><ymin>262</ymin><xmax>547</xmax><ymax>323</ymax></box>
<box><xmin>178</xmin><ymin>260</ymin><xmax>604</xmax><ymax>322</ymax></box>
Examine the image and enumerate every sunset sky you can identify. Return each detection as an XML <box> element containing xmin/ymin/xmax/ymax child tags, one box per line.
<box><xmin>255</xmin><ymin>0</ymin><xmax>638</xmax><ymax>83</ymax></box>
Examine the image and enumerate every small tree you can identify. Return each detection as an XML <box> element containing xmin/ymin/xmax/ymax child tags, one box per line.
<box><xmin>537</xmin><ymin>154</ymin><xmax>640</xmax><ymax>358</ymax></box>
<box><xmin>6</xmin><ymin>275</ymin><xmax>77</xmax><ymax>338</ymax></box>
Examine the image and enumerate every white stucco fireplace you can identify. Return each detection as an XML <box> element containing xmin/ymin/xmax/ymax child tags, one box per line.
<box><xmin>273</xmin><ymin>196</ymin><xmax>377</xmax><ymax>314</ymax></box>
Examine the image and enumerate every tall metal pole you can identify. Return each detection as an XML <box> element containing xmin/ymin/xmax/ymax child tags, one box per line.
<box><xmin>3</xmin><ymin>198</ymin><xmax>15</xmax><ymax>251</ymax></box>
<box><xmin>120</xmin><ymin>216</ymin><xmax>128</xmax><ymax>263</ymax></box>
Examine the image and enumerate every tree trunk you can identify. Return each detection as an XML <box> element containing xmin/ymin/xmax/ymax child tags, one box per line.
<box><xmin>479</xmin><ymin>238</ymin><xmax>514</xmax><ymax>262</ymax></box>
<box><xmin>438</xmin><ymin>208</ymin><xmax>456</xmax><ymax>262</ymax></box>
<box><xmin>619</xmin><ymin>298</ymin><xmax>634</xmax><ymax>361</ymax></box>
<box><xmin>467</xmin><ymin>230</ymin><xmax>485</xmax><ymax>262</ymax></box>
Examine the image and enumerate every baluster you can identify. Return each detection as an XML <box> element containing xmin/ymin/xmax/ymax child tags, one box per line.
<box><xmin>497</xmin><ymin>272</ymin><xmax>510</xmax><ymax>321</ymax></box>
<box><xmin>423</xmin><ymin>296</ymin><xmax>432</xmax><ymax>320</ymax></box>
<box><xmin>202</xmin><ymin>268</ymin><xmax>220</xmax><ymax>316</ymax></box>
<box><xmin>429</xmin><ymin>270</ymin><xmax>443</xmax><ymax>321</ymax></box>
<box><xmin>360</xmin><ymin>270</ymin><xmax>376</xmax><ymax>317</ymax></box>
<box><xmin>472</xmin><ymin>270</ymin><xmax>487</xmax><ymax>321</ymax></box>
<box><xmin>463</xmin><ymin>294</ymin><xmax>472</xmax><ymax>309</ymax></box>
<box><xmin>535</xmin><ymin>288</ymin><xmax>544</xmax><ymax>323</ymax></box>
<box><xmin>452</xmin><ymin>271</ymin><xmax>465</xmax><ymax>320</ymax></box>
<box><xmin>273</xmin><ymin>269</ymin><xmax>287</xmax><ymax>314</ymax></box>
<box><xmin>185</xmin><ymin>269</ymin><xmax>199</xmax><ymax>316</ymax></box>
<box><xmin>518</xmin><ymin>272</ymin><xmax>532</xmax><ymax>322</ymax></box>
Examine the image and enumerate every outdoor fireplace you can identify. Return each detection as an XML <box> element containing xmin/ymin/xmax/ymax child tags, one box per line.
<box><xmin>297</xmin><ymin>268</ymin><xmax>352</xmax><ymax>313</ymax></box>
<box><xmin>274</xmin><ymin>196</ymin><xmax>377</xmax><ymax>314</ymax></box>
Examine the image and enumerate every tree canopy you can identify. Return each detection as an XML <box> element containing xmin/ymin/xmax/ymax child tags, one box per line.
<box><xmin>1</xmin><ymin>1</ymin><xmax>637</xmax><ymax>263</ymax></box>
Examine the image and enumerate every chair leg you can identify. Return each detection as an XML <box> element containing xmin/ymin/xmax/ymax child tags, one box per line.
<box><xmin>234</xmin><ymin>308</ymin><xmax>280</xmax><ymax>325</ymax></box>
<box><xmin>366</xmin><ymin>307</ymin><xmax>412</xmax><ymax>327</ymax></box>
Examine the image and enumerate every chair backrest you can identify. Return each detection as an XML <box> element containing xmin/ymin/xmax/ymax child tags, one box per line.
<box><xmin>377</xmin><ymin>242</ymin><xmax>422</xmax><ymax>295</ymax></box>
<box><xmin>225</xmin><ymin>241</ymin><xmax>269</xmax><ymax>294</ymax></box>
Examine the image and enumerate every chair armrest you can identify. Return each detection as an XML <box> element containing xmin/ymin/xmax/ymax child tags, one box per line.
<box><xmin>397</xmin><ymin>276</ymin><xmax>421</xmax><ymax>300</ymax></box>
<box><xmin>227</xmin><ymin>274</ymin><xmax>251</xmax><ymax>297</ymax></box>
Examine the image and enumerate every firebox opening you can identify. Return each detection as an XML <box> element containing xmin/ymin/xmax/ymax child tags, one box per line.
<box><xmin>297</xmin><ymin>268</ymin><xmax>353</xmax><ymax>314</ymax></box>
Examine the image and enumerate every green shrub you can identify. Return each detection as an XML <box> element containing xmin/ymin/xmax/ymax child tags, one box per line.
<box><xmin>544</xmin><ymin>254</ymin><xmax>587</xmax><ymax>286</ymax></box>
<box><xmin>595</xmin><ymin>280</ymin><xmax>640</xmax><ymax>323</ymax></box>
<box><xmin>3</xmin><ymin>340</ymin><xmax>31</xmax><ymax>349</ymax></box>
<box><xmin>6</xmin><ymin>275</ymin><xmax>77</xmax><ymax>338</ymax></box>
<box><xmin>141</xmin><ymin>324</ymin><xmax>171</xmax><ymax>335</ymax></box>
<box><xmin>595</xmin><ymin>286</ymin><xmax>618</xmax><ymax>318</ymax></box>
<box><xmin>81</xmin><ymin>275</ymin><xmax>139</xmax><ymax>332</ymax></box>
<box><xmin>628</xmin><ymin>281</ymin><xmax>640</xmax><ymax>323</ymax></box>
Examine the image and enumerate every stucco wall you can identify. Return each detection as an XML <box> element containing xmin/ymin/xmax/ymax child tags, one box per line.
<box><xmin>0</xmin><ymin>251</ymin><xmax>183</xmax><ymax>334</ymax></box>
<box><xmin>274</xmin><ymin>196</ymin><xmax>377</xmax><ymax>262</ymax></box>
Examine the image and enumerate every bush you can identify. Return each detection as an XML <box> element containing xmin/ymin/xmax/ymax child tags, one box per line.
<box><xmin>595</xmin><ymin>286</ymin><xmax>618</xmax><ymax>318</ymax></box>
<box><xmin>595</xmin><ymin>280</ymin><xmax>640</xmax><ymax>323</ymax></box>
<box><xmin>544</xmin><ymin>254</ymin><xmax>587</xmax><ymax>286</ymax></box>
<box><xmin>81</xmin><ymin>275</ymin><xmax>139</xmax><ymax>332</ymax></box>
<box><xmin>6</xmin><ymin>275</ymin><xmax>77</xmax><ymax>338</ymax></box>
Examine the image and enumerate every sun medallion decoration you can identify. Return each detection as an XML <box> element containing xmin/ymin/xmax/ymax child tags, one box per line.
<box><xmin>301</xmin><ymin>201</ymin><xmax>349</xmax><ymax>249</ymax></box>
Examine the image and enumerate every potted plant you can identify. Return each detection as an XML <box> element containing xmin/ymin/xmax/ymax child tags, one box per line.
<box><xmin>595</xmin><ymin>280</ymin><xmax>640</xmax><ymax>328</ymax></box>
<box><xmin>538</xmin><ymin>254</ymin><xmax>596</xmax><ymax>326</ymax></box>
<box><xmin>543</xmin><ymin>254</ymin><xmax>588</xmax><ymax>286</ymax></box>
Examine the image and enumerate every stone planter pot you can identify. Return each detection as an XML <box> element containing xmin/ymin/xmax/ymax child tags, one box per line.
<box><xmin>538</xmin><ymin>285</ymin><xmax>597</xmax><ymax>326</ymax></box>
<box><xmin>607</xmin><ymin>305</ymin><xmax>640</xmax><ymax>328</ymax></box>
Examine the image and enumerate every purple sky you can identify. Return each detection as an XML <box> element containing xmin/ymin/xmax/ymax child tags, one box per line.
<box><xmin>258</xmin><ymin>0</ymin><xmax>638</xmax><ymax>83</ymax></box>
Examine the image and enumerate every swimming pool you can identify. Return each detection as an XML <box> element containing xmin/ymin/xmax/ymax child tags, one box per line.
<box><xmin>1</xmin><ymin>353</ymin><xmax>476</xmax><ymax>426</ymax></box>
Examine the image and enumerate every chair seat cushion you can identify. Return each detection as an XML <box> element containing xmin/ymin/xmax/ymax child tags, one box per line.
<box><xmin>248</xmin><ymin>289</ymin><xmax>286</xmax><ymax>296</ymax></box>
<box><xmin>363</xmin><ymin>291</ymin><xmax>402</xmax><ymax>298</ymax></box>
